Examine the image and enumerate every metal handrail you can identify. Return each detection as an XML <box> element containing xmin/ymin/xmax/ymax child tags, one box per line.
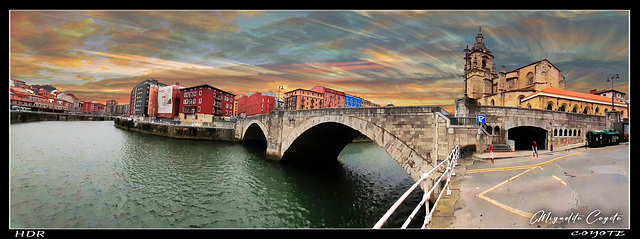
<box><xmin>373</xmin><ymin>144</ymin><xmax>460</xmax><ymax>229</ymax></box>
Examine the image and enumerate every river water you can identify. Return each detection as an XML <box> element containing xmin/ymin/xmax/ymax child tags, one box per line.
<box><xmin>10</xmin><ymin>121</ymin><xmax>424</xmax><ymax>228</ymax></box>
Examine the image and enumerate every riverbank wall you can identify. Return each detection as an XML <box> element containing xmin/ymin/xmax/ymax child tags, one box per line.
<box><xmin>10</xmin><ymin>111</ymin><xmax>112</xmax><ymax>124</ymax></box>
<box><xmin>114</xmin><ymin>118</ymin><xmax>237</xmax><ymax>142</ymax></box>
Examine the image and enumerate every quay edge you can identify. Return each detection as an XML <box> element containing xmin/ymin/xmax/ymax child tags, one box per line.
<box><xmin>113</xmin><ymin>117</ymin><xmax>238</xmax><ymax>142</ymax></box>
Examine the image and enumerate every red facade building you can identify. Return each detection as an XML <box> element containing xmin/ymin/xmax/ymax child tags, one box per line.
<box><xmin>236</xmin><ymin>92</ymin><xmax>276</xmax><ymax>117</ymax></box>
<box><xmin>310</xmin><ymin>86</ymin><xmax>345</xmax><ymax>109</ymax></box>
<box><xmin>82</xmin><ymin>101</ymin><xmax>105</xmax><ymax>115</ymax></box>
<box><xmin>178</xmin><ymin>84</ymin><xmax>235</xmax><ymax>125</ymax></box>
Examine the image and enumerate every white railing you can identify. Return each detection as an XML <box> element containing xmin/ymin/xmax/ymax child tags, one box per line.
<box><xmin>373</xmin><ymin>144</ymin><xmax>460</xmax><ymax>229</ymax></box>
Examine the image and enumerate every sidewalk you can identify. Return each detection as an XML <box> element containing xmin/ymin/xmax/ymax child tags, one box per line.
<box><xmin>473</xmin><ymin>142</ymin><xmax>586</xmax><ymax>160</ymax></box>
<box><xmin>468</xmin><ymin>143</ymin><xmax>588</xmax><ymax>172</ymax></box>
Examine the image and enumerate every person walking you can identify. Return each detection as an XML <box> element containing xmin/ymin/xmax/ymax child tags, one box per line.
<box><xmin>490</xmin><ymin>144</ymin><xmax>494</xmax><ymax>164</ymax></box>
<box><xmin>532</xmin><ymin>140</ymin><xmax>538</xmax><ymax>158</ymax></box>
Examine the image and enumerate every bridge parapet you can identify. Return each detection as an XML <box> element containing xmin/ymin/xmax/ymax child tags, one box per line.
<box><xmin>235</xmin><ymin>106</ymin><xmax>482</xmax><ymax>190</ymax></box>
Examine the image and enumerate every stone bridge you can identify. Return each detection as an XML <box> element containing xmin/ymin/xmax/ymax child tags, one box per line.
<box><xmin>234</xmin><ymin>106</ymin><xmax>482</xmax><ymax>185</ymax></box>
<box><xmin>235</xmin><ymin>102</ymin><xmax>616</xmax><ymax>186</ymax></box>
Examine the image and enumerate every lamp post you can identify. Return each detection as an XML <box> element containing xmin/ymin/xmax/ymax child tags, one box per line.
<box><xmin>606</xmin><ymin>74</ymin><xmax>619</xmax><ymax>111</ymax></box>
<box><xmin>277</xmin><ymin>85</ymin><xmax>284</xmax><ymax>110</ymax></box>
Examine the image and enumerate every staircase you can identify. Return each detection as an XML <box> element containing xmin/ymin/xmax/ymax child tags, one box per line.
<box><xmin>486</xmin><ymin>144</ymin><xmax>512</xmax><ymax>152</ymax></box>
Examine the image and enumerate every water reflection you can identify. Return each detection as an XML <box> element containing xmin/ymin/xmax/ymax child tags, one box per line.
<box><xmin>11</xmin><ymin>121</ymin><xmax>422</xmax><ymax>228</ymax></box>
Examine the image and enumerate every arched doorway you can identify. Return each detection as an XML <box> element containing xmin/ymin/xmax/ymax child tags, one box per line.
<box><xmin>508</xmin><ymin>126</ymin><xmax>547</xmax><ymax>150</ymax></box>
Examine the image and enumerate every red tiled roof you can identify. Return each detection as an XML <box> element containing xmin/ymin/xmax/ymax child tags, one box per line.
<box><xmin>524</xmin><ymin>87</ymin><xmax>626</xmax><ymax>106</ymax></box>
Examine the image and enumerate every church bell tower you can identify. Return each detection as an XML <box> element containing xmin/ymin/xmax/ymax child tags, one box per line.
<box><xmin>463</xmin><ymin>27</ymin><xmax>497</xmax><ymax>99</ymax></box>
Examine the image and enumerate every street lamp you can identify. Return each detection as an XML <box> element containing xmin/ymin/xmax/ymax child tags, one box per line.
<box><xmin>277</xmin><ymin>85</ymin><xmax>284</xmax><ymax>110</ymax></box>
<box><xmin>605</xmin><ymin>74</ymin><xmax>619</xmax><ymax>111</ymax></box>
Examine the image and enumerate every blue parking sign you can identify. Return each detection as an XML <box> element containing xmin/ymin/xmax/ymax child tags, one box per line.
<box><xmin>476</xmin><ymin>115</ymin><xmax>486</xmax><ymax>124</ymax></box>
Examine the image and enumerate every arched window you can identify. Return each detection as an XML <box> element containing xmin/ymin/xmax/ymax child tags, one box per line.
<box><xmin>564</xmin><ymin>129</ymin><xmax>568</xmax><ymax>136</ymax></box>
<box><xmin>546</xmin><ymin>102</ymin><xmax>554</xmax><ymax>110</ymax></box>
<box><xmin>578</xmin><ymin>130</ymin><xmax>581</xmax><ymax>136</ymax></box>
<box><xmin>583</xmin><ymin>107</ymin><xmax>589</xmax><ymax>114</ymax></box>
<box><xmin>486</xmin><ymin>125</ymin><xmax>493</xmax><ymax>134</ymax></box>
<box><xmin>595</xmin><ymin>107</ymin><xmax>600</xmax><ymax>115</ymax></box>
<box><xmin>569</xmin><ymin>129</ymin><xmax>572</xmax><ymax>136</ymax></box>
<box><xmin>527</xmin><ymin>72</ymin><xmax>534</xmax><ymax>85</ymax></box>
<box><xmin>494</xmin><ymin>126</ymin><xmax>500</xmax><ymax>135</ymax></box>
<box><xmin>554</xmin><ymin>129</ymin><xmax>558</xmax><ymax>136</ymax></box>
<box><xmin>573</xmin><ymin>129</ymin><xmax>577</xmax><ymax>137</ymax></box>
<box><xmin>572</xmin><ymin>106</ymin><xmax>578</xmax><ymax>113</ymax></box>
<box><xmin>490</xmin><ymin>99</ymin><xmax>495</xmax><ymax>106</ymax></box>
<box><xmin>558</xmin><ymin>104</ymin><xmax>566</xmax><ymax>111</ymax></box>
<box><xmin>518</xmin><ymin>95</ymin><xmax>526</xmax><ymax>106</ymax></box>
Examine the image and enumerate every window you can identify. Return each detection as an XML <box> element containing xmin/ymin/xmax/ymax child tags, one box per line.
<box><xmin>526</xmin><ymin>72</ymin><xmax>534</xmax><ymax>85</ymax></box>
<box><xmin>197</xmin><ymin>106</ymin><xmax>201</xmax><ymax>112</ymax></box>
<box><xmin>184</xmin><ymin>93</ymin><xmax>188</xmax><ymax>98</ymax></box>
<box><xmin>199</xmin><ymin>90</ymin><xmax>202</xmax><ymax>96</ymax></box>
<box><xmin>558</xmin><ymin>105</ymin><xmax>566</xmax><ymax>111</ymax></box>
<box><xmin>554</xmin><ymin>129</ymin><xmax>558</xmax><ymax>136</ymax></box>
<box><xmin>198</xmin><ymin>98</ymin><xmax>202</xmax><ymax>104</ymax></box>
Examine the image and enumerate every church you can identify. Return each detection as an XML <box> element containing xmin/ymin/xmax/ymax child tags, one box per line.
<box><xmin>462</xmin><ymin>29</ymin><xmax>628</xmax><ymax>119</ymax></box>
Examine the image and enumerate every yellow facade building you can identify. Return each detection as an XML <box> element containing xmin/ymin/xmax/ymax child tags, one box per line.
<box><xmin>463</xmin><ymin>30</ymin><xmax>628</xmax><ymax>118</ymax></box>
<box><xmin>283</xmin><ymin>89</ymin><xmax>323</xmax><ymax>111</ymax></box>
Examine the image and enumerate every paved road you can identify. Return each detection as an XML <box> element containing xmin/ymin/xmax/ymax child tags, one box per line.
<box><xmin>451</xmin><ymin>143</ymin><xmax>629</xmax><ymax>228</ymax></box>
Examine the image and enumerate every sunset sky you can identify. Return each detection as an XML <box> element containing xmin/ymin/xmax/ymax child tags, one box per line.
<box><xmin>10</xmin><ymin>10</ymin><xmax>630</xmax><ymax>113</ymax></box>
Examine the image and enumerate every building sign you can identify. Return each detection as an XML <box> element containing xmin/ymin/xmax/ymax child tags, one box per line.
<box><xmin>158</xmin><ymin>85</ymin><xmax>173</xmax><ymax>114</ymax></box>
<box><xmin>476</xmin><ymin>115</ymin><xmax>486</xmax><ymax>124</ymax></box>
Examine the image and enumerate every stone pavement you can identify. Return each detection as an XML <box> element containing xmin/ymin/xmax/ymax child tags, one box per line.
<box><xmin>432</xmin><ymin>142</ymin><xmax>629</xmax><ymax>228</ymax></box>
<box><xmin>429</xmin><ymin>142</ymin><xmax>597</xmax><ymax>228</ymax></box>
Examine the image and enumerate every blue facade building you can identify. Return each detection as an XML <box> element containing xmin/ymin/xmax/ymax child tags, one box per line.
<box><xmin>344</xmin><ymin>94</ymin><xmax>363</xmax><ymax>108</ymax></box>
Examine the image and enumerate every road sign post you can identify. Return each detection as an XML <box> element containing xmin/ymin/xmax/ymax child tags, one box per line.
<box><xmin>476</xmin><ymin>115</ymin><xmax>486</xmax><ymax>124</ymax></box>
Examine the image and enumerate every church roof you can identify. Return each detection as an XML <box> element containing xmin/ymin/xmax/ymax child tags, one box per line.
<box><xmin>522</xmin><ymin>87</ymin><xmax>626</xmax><ymax>106</ymax></box>
<box><xmin>509</xmin><ymin>59</ymin><xmax>561</xmax><ymax>73</ymax></box>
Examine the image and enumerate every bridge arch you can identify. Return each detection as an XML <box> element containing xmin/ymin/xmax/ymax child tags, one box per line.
<box><xmin>280</xmin><ymin>115</ymin><xmax>430</xmax><ymax>179</ymax></box>
<box><xmin>242</xmin><ymin>120</ymin><xmax>269</xmax><ymax>145</ymax></box>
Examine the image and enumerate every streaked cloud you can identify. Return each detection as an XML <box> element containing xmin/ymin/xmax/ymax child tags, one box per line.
<box><xmin>10</xmin><ymin>10</ymin><xmax>629</xmax><ymax>113</ymax></box>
